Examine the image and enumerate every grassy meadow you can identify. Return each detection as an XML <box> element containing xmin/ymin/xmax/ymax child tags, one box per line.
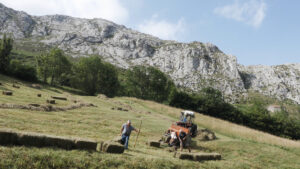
<box><xmin>0</xmin><ymin>74</ymin><xmax>300</xmax><ymax>169</ymax></box>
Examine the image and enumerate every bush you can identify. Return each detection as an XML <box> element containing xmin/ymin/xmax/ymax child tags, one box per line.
<box><xmin>8</xmin><ymin>60</ymin><xmax>37</xmax><ymax>82</ymax></box>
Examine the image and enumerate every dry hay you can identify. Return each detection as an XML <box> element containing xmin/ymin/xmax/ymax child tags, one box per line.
<box><xmin>75</xmin><ymin>139</ymin><xmax>98</xmax><ymax>151</ymax></box>
<box><xmin>37</xmin><ymin>94</ymin><xmax>42</xmax><ymax>97</ymax></box>
<box><xmin>101</xmin><ymin>141</ymin><xmax>124</xmax><ymax>154</ymax></box>
<box><xmin>0</xmin><ymin>102</ymin><xmax>95</xmax><ymax>112</ymax></box>
<box><xmin>2</xmin><ymin>91</ymin><xmax>13</xmax><ymax>95</ymax></box>
<box><xmin>147</xmin><ymin>140</ymin><xmax>160</xmax><ymax>148</ymax></box>
<box><xmin>47</xmin><ymin>99</ymin><xmax>56</xmax><ymax>104</ymax></box>
<box><xmin>30</xmin><ymin>84</ymin><xmax>42</xmax><ymax>89</ymax></box>
<box><xmin>51</xmin><ymin>96</ymin><xmax>67</xmax><ymax>101</ymax></box>
<box><xmin>178</xmin><ymin>152</ymin><xmax>221</xmax><ymax>161</ymax></box>
<box><xmin>97</xmin><ymin>94</ymin><xmax>109</xmax><ymax>100</ymax></box>
<box><xmin>197</xmin><ymin>129</ymin><xmax>217</xmax><ymax>141</ymax></box>
<box><xmin>112</xmin><ymin>136</ymin><xmax>123</xmax><ymax>144</ymax></box>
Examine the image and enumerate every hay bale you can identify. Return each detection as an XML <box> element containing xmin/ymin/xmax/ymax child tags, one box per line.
<box><xmin>2</xmin><ymin>91</ymin><xmax>13</xmax><ymax>96</ymax></box>
<box><xmin>37</xmin><ymin>94</ymin><xmax>42</xmax><ymax>97</ymax></box>
<box><xmin>47</xmin><ymin>100</ymin><xmax>55</xmax><ymax>104</ymax></box>
<box><xmin>102</xmin><ymin>141</ymin><xmax>124</xmax><ymax>154</ymax></box>
<box><xmin>51</xmin><ymin>96</ymin><xmax>67</xmax><ymax>100</ymax></box>
<box><xmin>147</xmin><ymin>140</ymin><xmax>160</xmax><ymax>148</ymax></box>
<box><xmin>193</xmin><ymin>153</ymin><xmax>221</xmax><ymax>161</ymax></box>
<box><xmin>44</xmin><ymin>135</ymin><xmax>76</xmax><ymax>150</ymax></box>
<box><xmin>178</xmin><ymin>153</ymin><xmax>194</xmax><ymax>160</ymax></box>
<box><xmin>0</xmin><ymin>130</ymin><xmax>18</xmax><ymax>145</ymax></box>
<box><xmin>75</xmin><ymin>139</ymin><xmax>98</xmax><ymax>151</ymax></box>
<box><xmin>17</xmin><ymin>133</ymin><xmax>46</xmax><ymax>147</ymax></box>
<box><xmin>12</xmin><ymin>84</ymin><xmax>20</xmax><ymax>88</ymax></box>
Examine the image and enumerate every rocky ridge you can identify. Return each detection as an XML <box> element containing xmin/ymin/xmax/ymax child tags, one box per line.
<box><xmin>0</xmin><ymin>3</ymin><xmax>299</xmax><ymax>104</ymax></box>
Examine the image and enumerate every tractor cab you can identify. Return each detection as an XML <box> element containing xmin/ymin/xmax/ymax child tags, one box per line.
<box><xmin>180</xmin><ymin>110</ymin><xmax>195</xmax><ymax>123</ymax></box>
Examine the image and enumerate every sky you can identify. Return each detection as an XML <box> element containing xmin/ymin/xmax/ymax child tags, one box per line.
<box><xmin>0</xmin><ymin>0</ymin><xmax>299</xmax><ymax>66</ymax></box>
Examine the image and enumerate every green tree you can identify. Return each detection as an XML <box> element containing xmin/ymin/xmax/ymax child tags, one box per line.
<box><xmin>0</xmin><ymin>34</ymin><xmax>13</xmax><ymax>73</ymax></box>
<box><xmin>124</xmin><ymin>66</ymin><xmax>174</xmax><ymax>102</ymax></box>
<box><xmin>48</xmin><ymin>48</ymin><xmax>71</xmax><ymax>85</ymax></box>
<box><xmin>36</xmin><ymin>48</ymin><xmax>71</xmax><ymax>85</ymax></box>
<box><xmin>36</xmin><ymin>53</ymin><xmax>51</xmax><ymax>83</ymax></box>
<box><xmin>71</xmin><ymin>56</ymin><xmax>119</xmax><ymax>96</ymax></box>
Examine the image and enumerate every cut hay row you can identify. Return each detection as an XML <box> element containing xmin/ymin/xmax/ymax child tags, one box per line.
<box><xmin>0</xmin><ymin>129</ymin><xmax>124</xmax><ymax>153</ymax></box>
<box><xmin>178</xmin><ymin>152</ymin><xmax>221</xmax><ymax>162</ymax></box>
<box><xmin>0</xmin><ymin>102</ymin><xmax>95</xmax><ymax>112</ymax></box>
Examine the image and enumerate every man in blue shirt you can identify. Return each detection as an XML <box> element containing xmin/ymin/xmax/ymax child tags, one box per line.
<box><xmin>120</xmin><ymin>120</ymin><xmax>139</xmax><ymax>149</ymax></box>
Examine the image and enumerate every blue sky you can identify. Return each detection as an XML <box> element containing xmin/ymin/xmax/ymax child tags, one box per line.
<box><xmin>1</xmin><ymin>0</ymin><xmax>299</xmax><ymax>66</ymax></box>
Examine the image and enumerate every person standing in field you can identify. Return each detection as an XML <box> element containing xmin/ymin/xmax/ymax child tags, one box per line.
<box><xmin>120</xmin><ymin>120</ymin><xmax>139</xmax><ymax>149</ymax></box>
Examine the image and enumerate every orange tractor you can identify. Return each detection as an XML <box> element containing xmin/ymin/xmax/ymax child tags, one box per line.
<box><xmin>161</xmin><ymin>110</ymin><xmax>197</xmax><ymax>144</ymax></box>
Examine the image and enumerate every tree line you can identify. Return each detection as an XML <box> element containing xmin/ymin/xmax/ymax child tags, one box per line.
<box><xmin>0</xmin><ymin>35</ymin><xmax>299</xmax><ymax>140</ymax></box>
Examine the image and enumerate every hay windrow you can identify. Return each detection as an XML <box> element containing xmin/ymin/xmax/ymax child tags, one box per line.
<box><xmin>0</xmin><ymin>102</ymin><xmax>95</xmax><ymax>112</ymax></box>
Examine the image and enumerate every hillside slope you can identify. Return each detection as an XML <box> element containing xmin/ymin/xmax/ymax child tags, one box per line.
<box><xmin>0</xmin><ymin>74</ymin><xmax>300</xmax><ymax>169</ymax></box>
<box><xmin>0</xmin><ymin>3</ymin><xmax>299</xmax><ymax>104</ymax></box>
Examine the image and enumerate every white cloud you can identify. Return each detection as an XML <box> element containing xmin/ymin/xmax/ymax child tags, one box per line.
<box><xmin>0</xmin><ymin>0</ymin><xmax>129</xmax><ymax>24</ymax></box>
<box><xmin>137</xmin><ymin>15</ymin><xmax>186</xmax><ymax>40</ymax></box>
<box><xmin>214</xmin><ymin>0</ymin><xmax>266</xmax><ymax>28</ymax></box>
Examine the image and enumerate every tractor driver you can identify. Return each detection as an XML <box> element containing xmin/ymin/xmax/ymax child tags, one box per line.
<box><xmin>120</xmin><ymin>120</ymin><xmax>139</xmax><ymax>150</ymax></box>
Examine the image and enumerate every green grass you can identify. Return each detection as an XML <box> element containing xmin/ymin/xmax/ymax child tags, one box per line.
<box><xmin>0</xmin><ymin>74</ymin><xmax>300</xmax><ymax>169</ymax></box>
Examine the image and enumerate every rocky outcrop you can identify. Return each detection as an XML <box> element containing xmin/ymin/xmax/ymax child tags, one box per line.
<box><xmin>239</xmin><ymin>64</ymin><xmax>300</xmax><ymax>104</ymax></box>
<box><xmin>0</xmin><ymin>3</ymin><xmax>299</xmax><ymax>104</ymax></box>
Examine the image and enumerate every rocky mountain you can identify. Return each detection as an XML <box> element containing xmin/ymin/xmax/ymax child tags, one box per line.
<box><xmin>0</xmin><ymin>3</ymin><xmax>299</xmax><ymax>104</ymax></box>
